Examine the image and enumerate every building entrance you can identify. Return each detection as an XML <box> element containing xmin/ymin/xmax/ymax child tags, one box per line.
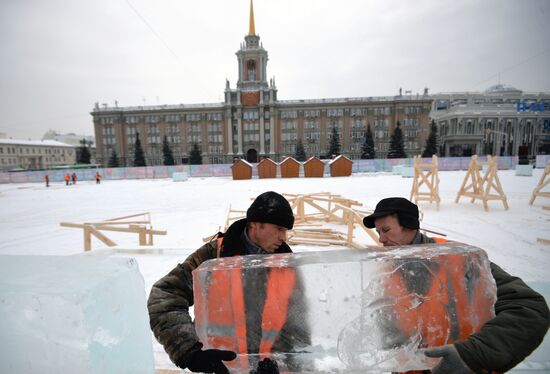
<box><xmin>246</xmin><ymin>149</ymin><xmax>258</xmax><ymax>163</ymax></box>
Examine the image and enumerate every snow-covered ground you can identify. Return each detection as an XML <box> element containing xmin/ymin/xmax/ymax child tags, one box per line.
<box><xmin>1</xmin><ymin>169</ymin><xmax>549</xmax><ymax>370</ymax></box>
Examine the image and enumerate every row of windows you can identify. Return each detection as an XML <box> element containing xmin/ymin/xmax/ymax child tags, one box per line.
<box><xmin>0</xmin><ymin>156</ymin><xmax>70</xmax><ymax>164</ymax></box>
<box><xmin>119</xmin><ymin>113</ymin><xmax>225</xmax><ymax>125</ymax></box>
<box><xmin>208</xmin><ymin>134</ymin><xmax>223</xmax><ymax>143</ymax></box>
<box><xmin>101</xmin><ymin>106</ymin><xmax>431</xmax><ymax>126</ymax></box>
<box><xmin>244</xmin><ymin>122</ymin><xmax>260</xmax><ymax>131</ymax></box>
<box><xmin>0</xmin><ymin>147</ymin><xmax>71</xmax><ymax>155</ymax></box>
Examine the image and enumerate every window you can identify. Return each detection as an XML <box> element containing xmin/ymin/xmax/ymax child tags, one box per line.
<box><xmin>281</xmin><ymin>111</ymin><xmax>298</xmax><ymax>119</ymax></box>
<box><xmin>186</xmin><ymin>113</ymin><xmax>202</xmax><ymax>122</ymax></box>
<box><xmin>168</xmin><ymin>124</ymin><xmax>181</xmax><ymax>143</ymax></box>
<box><xmin>125</xmin><ymin>115</ymin><xmax>140</xmax><ymax>124</ymax></box>
<box><xmin>350</xmin><ymin>108</ymin><xmax>367</xmax><ymax>116</ymax></box>
<box><xmin>243</xmin><ymin>111</ymin><xmax>259</xmax><ymax>120</ymax></box>
<box><xmin>165</xmin><ymin>114</ymin><xmax>181</xmax><ymax>122</ymax></box>
<box><xmin>208</xmin><ymin>123</ymin><xmax>222</xmax><ymax>143</ymax></box>
<box><xmin>147</xmin><ymin>125</ymin><xmax>160</xmax><ymax>144</ymax></box>
<box><xmin>244</xmin><ymin>122</ymin><xmax>259</xmax><ymax>131</ymax></box>
<box><xmin>282</xmin><ymin>122</ymin><xmax>296</xmax><ymax>142</ymax></box>
<box><xmin>304</xmin><ymin>110</ymin><xmax>320</xmax><ymax>118</ymax></box>
<box><xmin>145</xmin><ymin>115</ymin><xmax>160</xmax><ymax>124</ymax></box>
<box><xmin>100</xmin><ymin>117</ymin><xmax>114</xmax><ymax>125</ymax></box>
<box><xmin>327</xmin><ymin>108</ymin><xmax>343</xmax><ymax>117</ymax></box>
<box><xmin>189</xmin><ymin>123</ymin><xmax>201</xmax><ymax>143</ymax></box>
<box><xmin>247</xmin><ymin>60</ymin><xmax>256</xmax><ymax>81</ymax></box>
<box><xmin>207</xmin><ymin>113</ymin><xmax>223</xmax><ymax>121</ymax></box>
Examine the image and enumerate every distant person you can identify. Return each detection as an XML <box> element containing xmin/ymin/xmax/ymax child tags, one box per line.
<box><xmin>71</xmin><ymin>173</ymin><xmax>77</xmax><ymax>185</ymax></box>
<box><xmin>64</xmin><ymin>173</ymin><xmax>70</xmax><ymax>186</ymax></box>
<box><xmin>95</xmin><ymin>171</ymin><xmax>101</xmax><ymax>184</ymax></box>
<box><xmin>362</xmin><ymin>197</ymin><xmax>550</xmax><ymax>373</ymax></box>
<box><xmin>44</xmin><ymin>174</ymin><xmax>49</xmax><ymax>187</ymax></box>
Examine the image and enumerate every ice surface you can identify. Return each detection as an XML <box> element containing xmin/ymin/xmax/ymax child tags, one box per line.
<box><xmin>193</xmin><ymin>242</ymin><xmax>497</xmax><ymax>372</ymax></box>
<box><xmin>0</xmin><ymin>255</ymin><xmax>154</xmax><ymax>374</ymax></box>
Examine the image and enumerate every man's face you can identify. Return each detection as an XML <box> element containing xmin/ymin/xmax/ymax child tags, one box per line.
<box><xmin>374</xmin><ymin>214</ymin><xmax>416</xmax><ymax>247</ymax></box>
<box><xmin>248</xmin><ymin>222</ymin><xmax>288</xmax><ymax>253</ymax></box>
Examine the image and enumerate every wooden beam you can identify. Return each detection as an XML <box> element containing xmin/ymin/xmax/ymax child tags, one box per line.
<box><xmin>88</xmin><ymin>225</ymin><xmax>117</xmax><ymax>247</ymax></box>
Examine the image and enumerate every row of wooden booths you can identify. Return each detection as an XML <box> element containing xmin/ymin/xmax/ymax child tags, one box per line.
<box><xmin>231</xmin><ymin>155</ymin><xmax>353</xmax><ymax>180</ymax></box>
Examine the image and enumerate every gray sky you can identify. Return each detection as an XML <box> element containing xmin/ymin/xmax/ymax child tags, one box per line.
<box><xmin>1</xmin><ymin>0</ymin><xmax>549</xmax><ymax>140</ymax></box>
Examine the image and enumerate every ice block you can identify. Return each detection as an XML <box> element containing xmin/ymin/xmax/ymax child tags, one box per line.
<box><xmin>0</xmin><ymin>255</ymin><xmax>154</xmax><ymax>374</ymax></box>
<box><xmin>193</xmin><ymin>242</ymin><xmax>497</xmax><ymax>372</ymax></box>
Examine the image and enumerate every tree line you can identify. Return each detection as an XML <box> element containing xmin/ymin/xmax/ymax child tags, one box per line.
<box><xmin>98</xmin><ymin>122</ymin><xmax>438</xmax><ymax>168</ymax></box>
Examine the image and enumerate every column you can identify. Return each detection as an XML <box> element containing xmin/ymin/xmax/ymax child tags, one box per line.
<box><xmin>260</xmin><ymin>113</ymin><xmax>265</xmax><ymax>155</ymax></box>
<box><xmin>226</xmin><ymin>115</ymin><xmax>233</xmax><ymax>155</ymax></box>
<box><xmin>237</xmin><ymin>116</ymin><xmax>243</xmax><ymax>155</ymax></box>
<box><xmin>269</xmin><ymin>115</ymin><xmax>275</xmax><ymax>156</ymax></box>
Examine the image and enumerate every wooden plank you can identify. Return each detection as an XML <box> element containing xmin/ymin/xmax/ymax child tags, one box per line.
<box><xmin>60</xmin><ymin>222</ymin><xmax>87</xmax><ymax>229</ymax></box>
<box><xmin>103</xmin><ymin>212</ymin><xmax>150</xmax><ymax>222</ymax></box>
<box><xmin>88</xmin><ymin>226</ymin><xmax>117</xmax><ymax>247</ymax></box>
<box><xmin>93</xmin><ymin>224</ymin><xmax>167</xmax><ymax>235</ymax></box>
<box><xmin>84</xmin><ymin>226</ymin><xmax>91</xmax><ymax>252</ymax></box>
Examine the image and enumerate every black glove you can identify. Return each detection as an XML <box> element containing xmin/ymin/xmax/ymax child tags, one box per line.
<box><xmin>185</xmin><ymin>343</ymin><xmax>237</xmax><ymax>374</ymax></box>
<box><xmin>251</xmin><ymin>358</ymin><xmax>279</xmax><ymax>374</ymax></box>
<box><xmin>424</xmin><ymin>344</ymin><xmax>473</xmax><ymax>374</ymax></box>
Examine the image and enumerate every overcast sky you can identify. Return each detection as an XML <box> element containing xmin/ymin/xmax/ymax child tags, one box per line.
<box><xmin>1</xmin><ymin>0</ymin><xmax>549</xmax><ymax>140</ymax></box>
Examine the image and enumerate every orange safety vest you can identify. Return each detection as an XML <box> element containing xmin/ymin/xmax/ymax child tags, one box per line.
<box><xmin>392</xmin><ymin>238</ymin><xmax>496</xmax><ymax>374</ymax></box>
<box><xmin>194</xmin><ymin>236</ymin><xmax>297</xmax><ymax>370</ymax></box>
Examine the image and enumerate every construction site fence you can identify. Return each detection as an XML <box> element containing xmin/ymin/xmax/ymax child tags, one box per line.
<box><xmin>1</xmin><ymin>155</ymin><xmax>549</xmax><ymax>184</ymax></box>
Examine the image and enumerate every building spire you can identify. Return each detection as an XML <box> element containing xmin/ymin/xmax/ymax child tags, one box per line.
<box><xmin>248</xmin><ymin>0</ymin><xmax>256</xmax><ymax>36</ymax></box>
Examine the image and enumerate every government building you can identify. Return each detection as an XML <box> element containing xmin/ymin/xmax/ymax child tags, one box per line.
<box><xmin>91</xmin><ymin>1</ymin><xmax>432</xmax><ymax>166</ymax></box>
<box><xmin>431</xmin><ymin>85</ymin><xmax>550</xmax><ymax>158</ymax></box>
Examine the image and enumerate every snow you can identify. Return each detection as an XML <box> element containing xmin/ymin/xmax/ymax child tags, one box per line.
<box><xmin>0</xmin><ymin>169</ymin><xmax>548</xmax><ymax>370</ymax></box>
<box><xmin>0</xmin><ymin>138</ymin><xmax>74</xmax><ymax>147</ymax></box>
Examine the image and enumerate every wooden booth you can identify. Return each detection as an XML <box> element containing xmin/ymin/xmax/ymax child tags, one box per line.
<box><xmin>231</xmin><ymin>159</ymin><xmax>253</xmax><ymax>180</ymax></box>
<box><xmin>257</xmin><ymin>157</ymin><xmax>277</xmax><ymax>179</ymax></box>
<box><xmin>279</xmin><ymin>157</ymin><xmax>300</xmax><ymax>178</ymax></box>
<box><xmin>303</xmin><ymin>157</ymin><xmax>325</xmax><ymax>177</ymax></box>
<box><xmin>329</xmin><ymin>155</ymin><xmax>353</xmax><ymax>177</ymax></box>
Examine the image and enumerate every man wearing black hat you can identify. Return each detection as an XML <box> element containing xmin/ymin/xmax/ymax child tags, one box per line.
<box><xmin>148</xmin><ymin>191</ymin><xmax>309</xmax><ymax>374</ymax></box>
<box><xmin>363</xmin><ymin>197</ymin><xmax>550</xmax><ymax>374</ymax></box>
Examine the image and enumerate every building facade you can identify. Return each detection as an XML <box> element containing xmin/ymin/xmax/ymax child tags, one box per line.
<box><xmin>0</xmin><ymin>139</ymin><xmax>76</xmax><ymax>171</ymax></box>
<box><xmin>431</xmin><ymin>85</ymin><xmax>550</xmax><ymax>157</ymax></box>
<box><xmin>42</xmin><ymin>130</ymin><xmax>96</xmax><ymax>163</ymax></box>
<box><xmin>91</xmin><ymin>1</ymin><xmax>432</xmax><ymax>166</ymax></box>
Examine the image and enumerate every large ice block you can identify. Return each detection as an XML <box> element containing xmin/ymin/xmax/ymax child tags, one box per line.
<box><xmin>0</xmin><ymin>255</ymin><xmax>154</xmax><ymax>374</ymax></box>
<box><xmin>193</xmin><ymin>243</ymin><xmax>497</xmax><ymax>373</ymax></box>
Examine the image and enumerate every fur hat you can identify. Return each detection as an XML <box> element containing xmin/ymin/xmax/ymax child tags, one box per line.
<box><xmin>363</xmin><ymin>197</ymin><xmax>419</xmax><ymax>229</ymax></box>
<box><xmin>246</xmin><ymin>191</ymin><xmax>294</xmax><ymax>229</ymax></box>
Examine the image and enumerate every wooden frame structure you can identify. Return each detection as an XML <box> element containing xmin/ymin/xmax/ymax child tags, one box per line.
<box><xmin>530</xmin><ymin>161</ymin><xmax>550</xmax><ymax>205</ymax></box>
<box><xmin>410</xmin><ymin>155</ymin><xmax>440</xmax><ymax>209</ymax></box>
<box><xmin>213</xmin><ymin>192</ymin><xmax>381</xmax><ymax>247</ymax></box>
<box><xmin>455</xmin><ymin>155</ymin><xmax>509</xmax><ymax>211</ymax></box>
<box><xmin>60</xmin><ymin>212</ymin><xmax>167</xmax><ymax>251</ymax></box>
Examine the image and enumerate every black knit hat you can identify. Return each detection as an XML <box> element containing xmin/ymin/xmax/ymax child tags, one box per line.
<box><xmin>363</xmin><ymin>197</ymin><xmax>419</xmax><ymax>229</ymax></box>
<box><xmin>246</xmin><ymin>191</ymin><xmax>294</xmax><ymax>229</ymax></box>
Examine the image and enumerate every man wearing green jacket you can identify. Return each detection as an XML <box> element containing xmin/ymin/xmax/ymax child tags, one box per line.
<box><xmin>363</xmin><ymin>197</ymin><xmax>550</xmax><ymax>373</ymax></box>
<box><xmin>148</xmin><ymin>191</ymin><xmax>309</xmax><ymax>373</ymax></box>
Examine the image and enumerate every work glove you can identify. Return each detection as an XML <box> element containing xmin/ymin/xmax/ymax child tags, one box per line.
<box><xmin>424</xmin><ymin>344</ymin><xmax>473</xmax><ymax>374</ymax></box>
<box><xmin>185</xmin><ymin>343</ymin><xmax>237</xmax><ymax>374</ymax></box>
<box><xmin>251</xmin><ymin>358</ymin><xmax>279</xmax><ymax>374</ymax></box>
